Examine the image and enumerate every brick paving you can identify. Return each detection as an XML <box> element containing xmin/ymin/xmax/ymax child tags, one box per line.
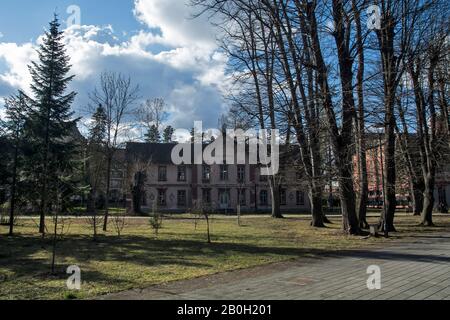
<box><xmin>100</xmin><ymin>232</ymin><xmax>450</xmax><ymax>300</ymax></box>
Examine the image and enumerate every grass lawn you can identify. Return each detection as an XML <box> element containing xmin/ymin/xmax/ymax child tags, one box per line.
<box><xmin>0</xmin><ymin>214</ymin><xmax>449</xmax><ymax>300</ymax></box>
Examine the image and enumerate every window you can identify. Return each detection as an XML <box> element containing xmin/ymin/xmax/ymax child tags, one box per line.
<box><xmin>202</xmin><ymin>165</ymin><xmax>211</xmax><ymax>181</ymax></box>
<box><xmin>260</xmin><ymin>190</ymin><xmax>268</xmax><ymax>206</ymax></box>
<box><xmin>219</xmin><ymin>189</ymin><xmax>231</xmax><ymax>208</ymax></box>
<box><xmin>111</xmin><ymin>170</ymin><xmax>123</xmax><ymax>179</ymax></box>
<box><xmin>111</xmin><ymin>180</ymin><xmax>121</xmax><ymax>189</ymax></box>
<box><xmin>238</xmin><ymin>189</ymin><xmax>246</xmax><ymax>206</ymax></box>
<box><xmin>158</xmin><ymin>189</ymin><xmax>166</xmax><ymax>206</ymax></box>
<box><xmin>142</xmin><ymin>191</ymin><xmax>147</xmax><ymax>206</ymax></box>
<box><xmin>202</xmin><ymin>188</ymin><xmax>211</xmax><ymax>204</ymax></box>
<box><xmin>280</xmin><ymin>189</ymin><xmax>287</xmax><ymax>206</ymax></box>
<box><xmin>237</xmin><ymin>165</ymin><xmax>246</xmax><ymax>182</ymax></box>
<box><xmin>296</xmin><ymin>191</ymin><xmax>305</xmax><ymax>206</ymax></box>
<box><xmin>177</xmin><ymin>190</ymin><xmax>187</xmax><ymax>206</ymax></box>
<box><xmin>177</xmin><ymin>166</ymin><xmax>186</xmax><ymax>182</ymax></box>
<box><xmin>158</xmin><ymin>166</ymin><xmax>167</xmax><ymax>182</ymax></box>
<box><xmin>220</xmin><ymin>165</ymin><xmax>229</xmax><ymax>181</ymax></box>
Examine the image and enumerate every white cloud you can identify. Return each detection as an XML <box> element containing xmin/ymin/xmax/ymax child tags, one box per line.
<box><xmin>0</xmin><ymin>0</ymin><xmax>230</xmax><ymax>131</ymax></box>
<box><xmin>0</xmin><ymin>42</ymin><xmax>36</xmax><ymax>95</ymax></box>
<box><xmin>133</xmin><ymin>0</ymin><xmax>217</xmax><ymax>49</ymax></box>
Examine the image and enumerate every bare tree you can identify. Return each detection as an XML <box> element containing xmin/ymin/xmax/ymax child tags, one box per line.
<box><xmin>111</xmin><ymin>213</ymin><xmax>127</xmax><ymax>237</ymax></box>
<box><xmin>192</xmin><ymin>200</ymin><xmax>213</xmax><ymax>243</ymax></box>
<box><xmin>406</xmin><ymin>16</ymin><xmax>449</xmax><ymax>226</ymax></box>
<box><xmin>51</xmin><ymin>184</ymin><xmax>73</xmax><ymax>274</ymax></box>
<box><xmin>88</xmin><ymin>72</ymin><xmax>140</xmax><ymax>231</ymax></box>
<box><xmin>149</xmin><ymin>202</ymin><xmax>163</xmax><ymax>236</ymax></box>
<box><xmin>352</xmin><ymin>0</ymin><xmax>370</xmax><ymax>229</ymax></box>
<box><xmin>193</xmin><ymin>0</ymin><xmax>448</xmax><ymax>234</ymax></box>
<box><xmin>371</xmin><ymin>0</ymin><xmax>432</xmax><ymax>232</ymax></box>
<box><xmin>138</xmin><ymin>98</ymin><xmax>168</xmax><ymax>140</ymax></box>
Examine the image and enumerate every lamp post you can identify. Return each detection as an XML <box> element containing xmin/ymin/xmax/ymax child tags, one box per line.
<box><xmin>374</xmin><ymin>123</ymin><xmax>389</xmax><ymax>238</ymax></box>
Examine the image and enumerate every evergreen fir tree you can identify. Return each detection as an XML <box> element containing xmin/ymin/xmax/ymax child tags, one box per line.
<box><xmin>163</xmin><ymin>125</ymin><xmax>175</xmax><ymax>143</ymax></box>
<box><xmin>3</xmin><ymin>93</ymin><xmax>27</xmax><ymax>236</ymax></box>
<box><xmin>24</xmin><ymin>15</ymin><xmax>78</xmax><ymax>234</ymax></box>
<box><xmin>85</xmin><ymin>104</ymin><xmax>108</xmax><ymax>213</ymax></box>
<box><xmin>145</xmin><ymin>124</ymin><xmax>161</xmax><ymax>143</ymax></box>
<box><xmin>89</xmin><ymin>104</ymin><xmax>107</xmax><ymax>145</ymax></box>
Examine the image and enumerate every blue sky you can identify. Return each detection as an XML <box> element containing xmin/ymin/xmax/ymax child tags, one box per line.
<box><xmin>0</xmin><ymin>0</ymin><xmax>229</xmax><ymax>136</ymax></box>
<box><xmin>0</xmin><ymin>0</ymin><xmax>139</xmax><ymax>43</ymax></box>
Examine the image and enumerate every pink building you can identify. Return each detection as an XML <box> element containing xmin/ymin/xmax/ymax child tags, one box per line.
<box><xmin>125</xmin><ymin>142</ymin><xmax>311</xmax><ymax>214</ymax></box>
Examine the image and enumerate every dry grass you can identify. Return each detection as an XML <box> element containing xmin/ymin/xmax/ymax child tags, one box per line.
<box><xmin>0</xmin><ymin>214</ymin><xmax>449</xmax><ymax>300</ymax></box>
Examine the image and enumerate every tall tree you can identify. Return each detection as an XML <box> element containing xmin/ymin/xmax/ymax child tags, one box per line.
<box><xmin>86</xmin><ymin>105</ymin><xmax>107</xmax><ymax>215</ymax></box>
<box><xmin>145</xmin><ymin>124</ymin><xmax>161</xmax><ymax>143</ymax></box>
<box><xmin>3</xmin><ymin>93</ymin><xmax>27</xmax><ymax>236</ymax></box>
<box><xmin>88</xmin><ymin>71</ymin><xmax>139</xmax><ymax>231</ymax></box>
<box><xmin>352</xmin><ymin>0</ymin><xmax>370</xmax><ymax>229</ymax></box>
<box><xmin>24</xmin><ymin>15</ymin><xmax>78</xmax><ymax>234</ymax></box>
<box><xmin>407</xmin><ymin>22</ymin><xmax>449</xmax><ymax>226</ymax></box>
<box><xmin>298</xmin><ymin>0</ymin><xmax>361</xmax><ymax>234</ymax></box>
<box><xmin>372</xmin><ymin>0</ymin><xmax>429</xmax><ymax>232</ymax></box>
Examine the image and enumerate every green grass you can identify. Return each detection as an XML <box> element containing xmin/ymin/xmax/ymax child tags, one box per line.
<box><xmin>0</xmin><ymin>215</ymin><xmax>449</xmax><ymax>300</ymax></box>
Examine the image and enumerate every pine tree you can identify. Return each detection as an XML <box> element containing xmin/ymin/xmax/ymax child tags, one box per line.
<box><xmin>3</xmin><ymin>93</ymin><xmax>27</xmax><ymax>236</ymax></box>
<box><xmin>24</xmin><ymin>15</ymin><xmax>78</xmax><ymax>234</ymax></box>
<box><xmin>163</xmin><ymin>126</ymin><xmax>175</xmax><ymax>143</ymax></box>
<box><xmin>86</xmin><ymin>104</ymin><xmax>107</xmax><ymax>214</ymax></box>
<box><xmin>145</xmin><ymin>125</ymin><xmax>161</xmax><ymax>143</ymax></box>
<box><xmin>89</xmin><ymin>105</ymin><xmax>107</xmax><ymax>145</ymax></box>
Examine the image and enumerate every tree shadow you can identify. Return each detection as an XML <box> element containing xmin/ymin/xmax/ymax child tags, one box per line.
<box><xmin>0</xmin><ymin>233</ymin><xmax>333</xmax><ymax>278</ymax></box>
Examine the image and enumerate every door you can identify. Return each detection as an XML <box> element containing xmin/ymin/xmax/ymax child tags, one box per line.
<box><xmin>219</xmin><ymin>189</ymin><xmax>230</xmax><ymax>209</ymax></box>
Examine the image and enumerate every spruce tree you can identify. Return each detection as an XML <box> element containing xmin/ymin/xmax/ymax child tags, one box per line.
<box><xmin>89</xmin><ymin>105</ymin><xmax>107</xmax><ymax>145</ymax></box>
<box><xmin>86</xmin><ymin>105</ymin><xmax>107</xmax><ymax>214</ymax></box>
<box><xmin>163</xmin><ymin>125</ymin><xmax>175</xmax><ymax>143</ymax></box>
<box><xmin>145</xmin><ymin>124</ymin><xmax>161</xmax><ymax>143</ymax></box>
<box><xmin>24</xmin><ymin>15</ymin><xmax>78</xmax><ymax>234</ymax></box>
<box><xmin>3</xmin><ymin>93</ymin><xmax>27</xmax><ymax>236</ymax></box>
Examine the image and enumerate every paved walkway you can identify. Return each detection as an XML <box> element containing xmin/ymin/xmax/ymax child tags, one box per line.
<box><xmin>100</xmin><ymin>232</ymin><xmax>450</xmax><ymax>300</ymax></box>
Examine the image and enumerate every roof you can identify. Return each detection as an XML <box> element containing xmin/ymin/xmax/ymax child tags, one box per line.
<box><xmin>126</xmin><ymin>141</ymin><xmax>302</xmax><ymax>166</ymax></box>
<box><xmin>126</xmin><ymin>142</ymin><xmax>178</xmax><ymax>164</ymax></box>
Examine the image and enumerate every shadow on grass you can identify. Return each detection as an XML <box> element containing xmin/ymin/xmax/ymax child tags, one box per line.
<box><xmin>0</xmin><ymin>233</ymin><xmax>332</xmax><ymax>276</ymax></box>
<box><xmin>2</xmin><ymin>228</ymin><xmax>450</xmax><ymax>286</ymax></box>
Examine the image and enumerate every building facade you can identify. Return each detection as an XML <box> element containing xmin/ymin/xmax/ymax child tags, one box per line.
<box><xmin>125</xmin><ymin>142</ymin><xmax>311</xmax><ymax>214</ymax></box>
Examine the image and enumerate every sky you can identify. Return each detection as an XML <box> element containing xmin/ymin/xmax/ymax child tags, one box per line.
<box><xmin>0</xmin><ymin>0</ymin><xmax>229</xmax><ymax>135</ymax></box>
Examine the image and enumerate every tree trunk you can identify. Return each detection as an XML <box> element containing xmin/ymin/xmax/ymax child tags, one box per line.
<box><xmin>411</xmin><ymin>181</ymin><xmax>424</xmax><ymax>216</ymax></box>
<box><xmin>270</xmin><ymin>178</ymin><xmax>283</xmax><ymax>219</ymax></box>
<box><xmin>8</xmin><ymin>143</ymin><xmax>18</xmax><ymax>236</ymax></box>
<box><xmin>51</xmin><ymin>214</ymin><xmax>58</xmax><ymax>274</ymax></box>
<box><xmin>103</xmin><ymin>154</ymin><xmax>112</xmax><ymax>231</ymax></box>
<box><xmin>205</xmin><ymin>214</ymin><xmax>211</xmax><ymax>243</ymax></box>
<box><xmin>310</xmin><ymin>175</ymin><xmax>324</xmax><ymax>227</ymax></box>
<box><xmin>39</xmin><ymin>140</ymin><xmax>50</xmax><ymax>235</ymax></box>
<box><xmin>304</xmin><ymin>1</ymin><xmax>360</xmax><ymax>235</ymax></box>
<box><xmin>421</xmin><ymin>171</ymin><xmax>435</xmax><ymax>226</ymax></box>
<box><xmin>380</xmin><ymin>102</ymin><xmax>398</xmax><ymax>233</ymax></box>
<box><xmin>310</xmin><ymin>140</ymin><xmax>325</xmax><ymax>227</ymax></box>
<box><xmin>338</xmin><ymin>165</ymin><xmax>360</xmax><ymax>235</ymax></box>
<box><xmin>353</xmin><ymin>0</ymin><xmax>369</xmax><ymax>230</ymax></box>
